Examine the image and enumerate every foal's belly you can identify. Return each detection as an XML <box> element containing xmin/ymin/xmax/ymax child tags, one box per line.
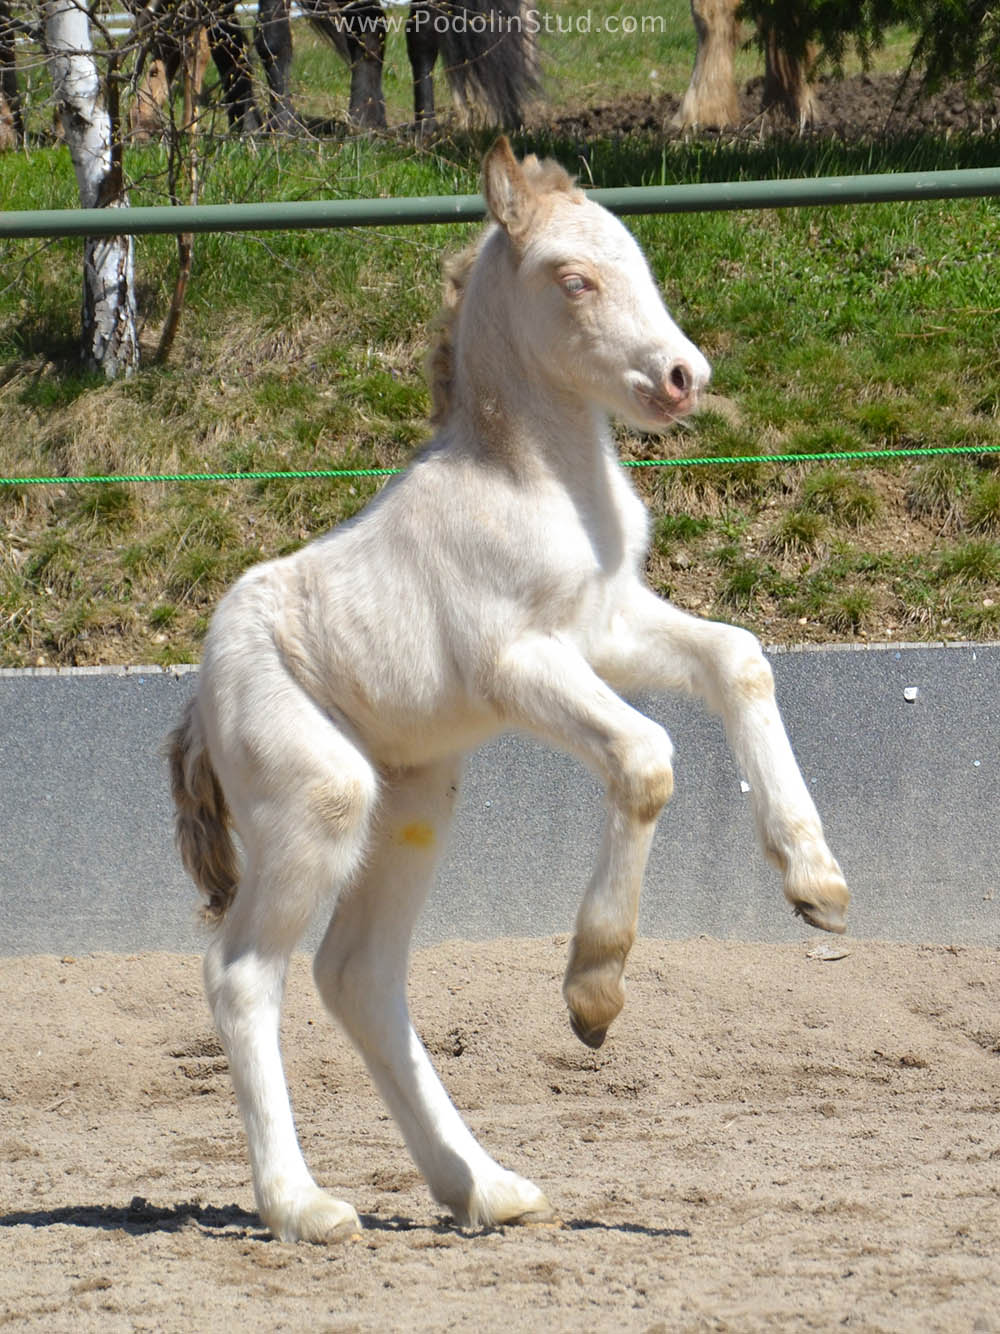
<box><xmin>343</xmin><ymin>693</ymin><xmax>504</xmax><ymax>772</ymax></box>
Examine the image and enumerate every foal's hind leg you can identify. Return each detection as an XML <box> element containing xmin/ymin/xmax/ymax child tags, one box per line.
<box><xmin>314</xmin><ymin>758</ymin><xmax>553</xmax><ymax>1228</ymax></box>
<box><xmin>204</xmin><ymin>709</ymin><xmax>377</xmax><ymax>1242</ymax></box>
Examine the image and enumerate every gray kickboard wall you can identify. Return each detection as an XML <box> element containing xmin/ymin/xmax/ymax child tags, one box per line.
<box><xmin>1</xmin><ymin>642</ymin><xmax>997</xmax><ymax>955</ymax></box>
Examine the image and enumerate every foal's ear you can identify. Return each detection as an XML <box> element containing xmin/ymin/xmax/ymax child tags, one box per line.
<box><xmin>481</xmin><ymin>136</ymin><xmax>534</xmax><ymax>247</ymax></box>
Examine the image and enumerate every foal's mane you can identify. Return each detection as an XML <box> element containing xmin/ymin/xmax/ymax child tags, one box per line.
<box><xmin>426</xmin><ymin>239</ymin><xmax>481</xmax><ymax>427</ymax></box>
<box><xmin>426</xmin><ymin>153</ymin><xmax>580</xmax><ymax>425</ymax></box>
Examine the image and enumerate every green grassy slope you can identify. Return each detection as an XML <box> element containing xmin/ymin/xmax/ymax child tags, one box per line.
<box><xmin>1</xmin><ymin>16</ymin><xmax>998</xmax><ymax>665</ymax></box>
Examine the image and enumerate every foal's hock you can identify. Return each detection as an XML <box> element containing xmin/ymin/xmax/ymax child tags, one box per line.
<box><xmin>169</xmin><ymin>137</ymin><xmax>850</xmax><ymax>1243</ymax></box>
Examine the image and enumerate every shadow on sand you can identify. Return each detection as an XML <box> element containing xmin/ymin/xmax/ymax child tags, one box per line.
<box><xmin>1</xmin><ymin>1198</ymin><xmax>691</xmax><ymax>1242</ymax></box>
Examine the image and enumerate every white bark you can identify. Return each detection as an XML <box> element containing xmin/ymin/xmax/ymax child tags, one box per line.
<box><xmin>43</xmin><ymin>0</ymin><xmax>138</xmax><ymax>378</ymax></box>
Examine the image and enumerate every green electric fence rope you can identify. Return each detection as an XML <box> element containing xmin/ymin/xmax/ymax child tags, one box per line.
<box><xmin>1</xmin><ymin>442</ymin><xmax>999</xmax><ymax>488</ymax></box>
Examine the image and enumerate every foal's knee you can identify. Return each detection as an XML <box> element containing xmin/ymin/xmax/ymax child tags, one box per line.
<box><xmin>301</xmin><ymin>760</ymin><xmax>378</xmax><ymax>891</ymax></box>
<box><xmin>304</xmin><ymin>743</ymin><xmax>378</xmax><ymax>833</ymax></box>
<box><xmin>721</xmin><ymin>626</ymin><xmax>775</xmax><ymax>705</ymax></box>
<box><xmin>612</xmin><ymin>723</ymin><xmax>674</xmax><ymax>823</ymax></box>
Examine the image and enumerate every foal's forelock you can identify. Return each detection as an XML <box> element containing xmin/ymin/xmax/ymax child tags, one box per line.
<box><xmin>516</xmin><ymin>154</ymin><xmax>580</xmax><ymax>202</ymax></box>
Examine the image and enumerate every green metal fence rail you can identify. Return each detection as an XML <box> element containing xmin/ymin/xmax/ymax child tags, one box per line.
<box><xmin>4</xmin><ymin>166</ymin><xmax>1000</xmax><ymax>239</ymax></box>
<box><xmin>4</xmin><ymin>163</ymin><xmax>1000</xmax><ymax>489</ymax></box>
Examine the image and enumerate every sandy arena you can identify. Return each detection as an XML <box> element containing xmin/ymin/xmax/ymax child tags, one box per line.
<box><xmin>1</xmin><ymin>936</ymin><xmax>997</xmax><ymax>1331</ymax></box>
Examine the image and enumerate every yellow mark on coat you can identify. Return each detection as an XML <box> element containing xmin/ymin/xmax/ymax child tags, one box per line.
<box><xmin>399</xmin><ymin>821</ymin><xmax>435</xmax><ymax>849</ymax></box>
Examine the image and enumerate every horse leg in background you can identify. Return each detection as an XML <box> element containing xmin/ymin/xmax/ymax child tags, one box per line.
<box><xmin>488</xmin><ymin>635</ymin><xmax>678</xmax><ymax>1051</ymax></box>
<box><xmin>132</xmin><ymin>28</ymin><xmax>208</xmax><ymax>141</ymax></box>
<box><xmin>202</xmin><ymin>691</ymin><xmax>379</xmax><ymax>1242</ymax></box>
<box><xmin>255</xmin><ymin>0</ymin><xmax>299</xmax><ymax>131</ymax></box>
<box><xmin>405</xmin><ymin>1</ymin><xmax>439</xmax><ymax>131</ymax></box>
<box><xmin>130</xmin><ymin>41</ymin><xmax>181</xmax><ymax>142</ymax></box>
<box><xmin>762</xmin><ymin>21</ymin><xmax>817</xmax><ymax>128</ymax></box>
<box><xmin>304</xmin><ymin>0</ymin><xmax>387</xmax><ymax>127</ymax></box>
<box><xmin>313</xmin><ymin>758</ymin><xmax>553</xmax><ymax>1228</ymax></box>
<box><xmin>184</xmin><ymin>26</ymin><xmax>212</xmax><ymax>124</ymax></box>
<box><xmin>205</xmin><ymin>0</ymin><xmax>263</xmax><ymax>131</ymax></box>
<box><xmin>0</xmin><ymin>93</ymin><xmax>12</xmax><ymax>151</ymax></box>
<box><xmin>600</xmin><ymin>589</ymin><xmax>849</xmax><ymax>935</ymax></box>
<box><xmin>676</xmin><ymin>0</ymin><xmax>741</xmax><ymax>130</ymax></box>
<box><xmin>340</xmin><ymin>0</ymin><xmax>387</xmax><ymax>127</ymax></box>
<box><xmin>0</xmin><ymin>0</ymin><xmax>23</xmax><ymax>150</ymax></box>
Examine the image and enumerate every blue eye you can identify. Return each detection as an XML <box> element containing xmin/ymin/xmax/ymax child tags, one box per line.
<box><xmin>560</xmin><ymin>274</ymin><xmax>590</xmax><ymax>296</ymax></box>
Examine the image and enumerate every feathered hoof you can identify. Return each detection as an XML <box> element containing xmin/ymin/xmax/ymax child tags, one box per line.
<box><xmin>490</xmin><ymin>1190</ymin><xmax>556</xmax><ymax>1229</ymax></box>
<box><xmin>263</xmin><ymin>1189</ymin><xmax>362</xmax><ymax>1244</ymax></box>
<box><xmin>458</xmin><ymin>1171</ymin><xmax>553</xmax><ymax>1230</ymax></box>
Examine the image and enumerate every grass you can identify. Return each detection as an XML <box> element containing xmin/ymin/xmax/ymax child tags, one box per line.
<box><xmin>906</xmin><ymin>455</ymin><xmax>973</xmax><ymax>526</ymax></box>
<box><xmin>800</xmin><ymin>471</ymin><xmax>881</xmax><ymax>527</ymax></box>
<box><xmin>967</xmin><ymin>475</ymin><xmax>1000</xmax><ymax>535</ymax></box>
<box><xmin>1</xmin><ymin>14</ymin><xmax>999</xmax><ymax>663</ymax></box>
<box><xmin>766</xmin><ymin>509</ymin><xmax>829</xmax><ymax>556</ymax></box>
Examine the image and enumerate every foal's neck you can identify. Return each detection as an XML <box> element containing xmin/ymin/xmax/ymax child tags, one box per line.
<box><xmin>457</xmin><ymin>376</ymin><xmax>610</xmax><ymax>477</ymax></box>
<box><xmin>448</xmin><ymin>309</ymin><xmax>617</xmax><ymax>492</ymax></box>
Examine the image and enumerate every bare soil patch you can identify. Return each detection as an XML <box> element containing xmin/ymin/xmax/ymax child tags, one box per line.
<box><xmin>534</xmin><ymin>70</ymin><xmax>1000</xmax><ymax>140</ymax></box>
<box><xmin>2</xmin><ymin>938</ymin><xmax>998</xmax><ymax>1331</ymax></box>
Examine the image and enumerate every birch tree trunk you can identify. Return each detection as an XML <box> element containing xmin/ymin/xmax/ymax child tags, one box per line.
<box><xmin>43</xmin><ymin>0</ymin><xmax>138</xmax><ymax>379</ymax></box>
<box><xmin>0</xmin><ymin>0</ymin><xmax>23</xmax><ymax>149</ymax></box>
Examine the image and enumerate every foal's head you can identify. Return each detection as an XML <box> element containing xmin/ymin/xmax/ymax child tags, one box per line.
<box><xmin>475</xmin><ymin>137</ymin><xmax>710</xmax><ymax>429</ymax></box>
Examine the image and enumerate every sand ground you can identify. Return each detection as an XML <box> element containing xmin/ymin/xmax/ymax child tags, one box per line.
<box><xmin>1</xmin><ymin>937</ymin><xmax>998</xmax><ymax>1332</ymax></box>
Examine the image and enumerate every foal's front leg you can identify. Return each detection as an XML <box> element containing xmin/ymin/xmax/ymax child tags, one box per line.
<box><xmin>493</xmin><ymin>635</ymin><xmax>678</xmax><ymax>1047</ymax></box>
<box><xmin>600</xmin><ymin>588</ymin><xmax>849</xmax><ymax>934</ymax></box>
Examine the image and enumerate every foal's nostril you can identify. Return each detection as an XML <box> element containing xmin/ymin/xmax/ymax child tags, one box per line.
<box><xmin>665</xmin><ymin>360</ymin><xmax>693</xmax><ymax>401</ymax></box>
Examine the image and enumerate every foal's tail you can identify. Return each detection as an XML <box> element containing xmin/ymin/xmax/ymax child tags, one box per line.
<box><xmin>167</xmin><ymin>697</ymin><xmax>240</xmax><ymax>924</ymax></box>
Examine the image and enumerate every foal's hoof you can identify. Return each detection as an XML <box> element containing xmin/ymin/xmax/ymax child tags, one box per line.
<box><xmin>265</xmin><ymin>1190</ymin><xmax>362</xmax><ymax>1244</ymax></box>
<box><xmin>461</xmin><ymin>1170</ymin><xmax>553</xmax><ymax>1229</ymax></box>
<box><xmin>506</xmin><ymin>1203</ymin><xmax>561</xmax><ymax>1228</ymax></box>
<box><xmin>793</xmin><ymin>898</ymin><xmax>847</xmax><ymax>935</ymax></box>
<box><xmin>790</xmin><ymin>871</ymin><xmax>850</xmax><ymax>935</ymax></box>
<box><xmin>562</xmin><ymin>933</ymin><xmax>629</xmax><ymax>1050</ymax></box>
<box><xmin>569</xmin><ymin>1010</ymin><xmax>609</xmax><ymax>1050</ymax></box>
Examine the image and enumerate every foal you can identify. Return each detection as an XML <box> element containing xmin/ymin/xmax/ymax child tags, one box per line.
<box><xmin>169</xmin><ymin>138</ymin><xmax>849</xmax><ymax>1243</ymax></box>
